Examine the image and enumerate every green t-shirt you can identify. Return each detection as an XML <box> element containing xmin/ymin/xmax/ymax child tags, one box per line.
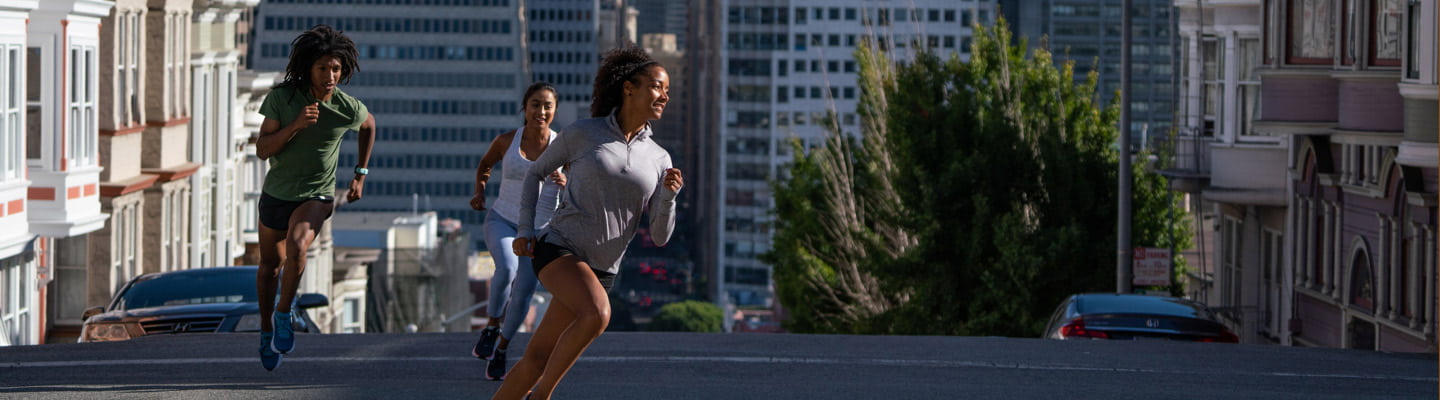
<box><xmin>258</xmin><ymin>86</ymin><xmax>368</xmax><ymax>201</ymax></box>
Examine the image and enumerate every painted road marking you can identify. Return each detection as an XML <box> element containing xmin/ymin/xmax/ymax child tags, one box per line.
<box><xmin>1</xmin><ymin>355</ymin><xmax>1433</xmax><ymax>383</ymax></box>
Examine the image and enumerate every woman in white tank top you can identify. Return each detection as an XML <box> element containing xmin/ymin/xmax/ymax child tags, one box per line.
<box><xmin>468</xmin><ymin>82</ymin><xmax>565</xmax><ymax>381</ymax></box>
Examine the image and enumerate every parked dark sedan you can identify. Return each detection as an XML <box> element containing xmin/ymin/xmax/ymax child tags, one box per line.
<box><xmin>79</xmin><ymin>266</ymin><xmax>327</xmax><ymax>343</ymax></box>
<box><xmin>1042</xmin><ymin>293</ymin><xmax>1238</xmax><ymax>343</ymax></box>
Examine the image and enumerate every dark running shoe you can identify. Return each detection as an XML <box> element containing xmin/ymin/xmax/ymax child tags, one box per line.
<box><xmin>486</xmin><ymin>349</ymin><xmax>508</xmax><ymax>380</ymax></box>
<box><xmin>472</xmin><ymin>326</ymin><xmax>499</xmax><ymax>359</ymax></box>
<box><xmin>259</xmin><ymin>332</ymin><xmax>283</xmax><ymax>371</ymax></box>
<box><xmin>272</xmin><ymin>311</ymin><xmax>295</xmax><ymax>354</ymax></box>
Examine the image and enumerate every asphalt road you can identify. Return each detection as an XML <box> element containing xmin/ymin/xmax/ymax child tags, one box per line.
<box><xmin>0</xmin><ymin>332</ymin><xmax>1435</xmax><ymax>399</ymax></box>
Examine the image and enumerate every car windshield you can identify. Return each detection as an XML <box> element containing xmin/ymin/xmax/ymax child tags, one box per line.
<box><xmin>114</xmin><ymin>270</ymin><xmax>258</xmax><ymax>310</ymax></box>
<box><xmin>1078</xmin><ymin>295</ymin><xmax>1213</xmax><ymax>319</ymax></box>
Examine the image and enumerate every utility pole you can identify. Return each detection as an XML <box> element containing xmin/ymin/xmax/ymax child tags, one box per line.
<box><xmin>1117</xmin><ymin>0</ymin><xmax>1134</xmax><ymax>294</ymax></box>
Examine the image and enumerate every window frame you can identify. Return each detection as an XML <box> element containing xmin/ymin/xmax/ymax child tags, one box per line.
<box><xmin>1370</xmin><ymin>0</ymin><xmax>1404</xmax><ymax>66</ymax></box>
<box><xmin>1287</xmin><ymin>0</ymin><xmax>1338</xmax><ymax>65</ymax></box>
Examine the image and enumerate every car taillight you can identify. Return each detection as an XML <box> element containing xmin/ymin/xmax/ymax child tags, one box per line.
<box><xmin>1200</xmin><ymin>330</ymin><xmax>1239</xmax><ymax>343</ymax></box>
<box><xmin>1059</xmin><ymin>318</ymin><xmax>1109</xmax><ymax>339</ymax></box>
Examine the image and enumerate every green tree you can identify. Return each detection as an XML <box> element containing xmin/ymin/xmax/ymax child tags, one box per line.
<box><xmin>647</xmin><ymin>300</ymin><xmax>724</xmax><ymax>333</ymax></box>
<box><xmin>765</xmin><ymin>19</ymin><xmax>1191</xmax><ymax>336</ymax></box>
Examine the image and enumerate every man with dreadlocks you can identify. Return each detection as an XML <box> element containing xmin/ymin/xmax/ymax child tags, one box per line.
<box><xmin>253</xmin><ymin>24</ymin><xmax>375</xmax><ymax>371</ymax></box>
<box><xmin>491</xmin><ymin>44</ymin><xmax>682</xmax><ymax>400</ymax></box>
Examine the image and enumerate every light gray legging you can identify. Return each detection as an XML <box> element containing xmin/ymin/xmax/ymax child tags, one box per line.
<box><xmin>483</xmin><ymin>209</ymin><xmax>542</xmax><ymax>340</ymax></box>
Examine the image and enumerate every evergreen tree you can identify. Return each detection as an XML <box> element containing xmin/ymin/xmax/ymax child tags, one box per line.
<box><xmin>765</xmin><ymin>19</ymin><xmax>1191</xmax><ymax>336</ymax></box>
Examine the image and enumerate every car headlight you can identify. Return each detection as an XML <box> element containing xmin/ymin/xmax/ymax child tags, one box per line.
<box><xmin>235</xmin><ymin>313</ymin><xmax>261</xmax><ymax>332</ymax></box>
<box><xmin>82</xmin><ymin>323</ymin><xmax>133</xmax><ymax>342</ymax></box>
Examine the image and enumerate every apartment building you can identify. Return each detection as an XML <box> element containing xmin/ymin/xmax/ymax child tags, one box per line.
<box><xmin>0</xmin><ymin>0</ymin><xmax>113</xmax><ymax>345</ymax></box>
<box><xmin>1165</xmin><ymin>0</ymin><xmax>1437</xmax><ymax>352</ymax></box>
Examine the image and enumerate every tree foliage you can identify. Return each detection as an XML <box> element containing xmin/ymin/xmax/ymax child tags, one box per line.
<box><xmin>647</xmin><ymin>300</ymin><xmax>723</xmax><ymax>333</ymax></box>
<box><xmin>765</xmin><ymin>19</ymin><xmax>1191</xmax><ymax>336</ymax></box>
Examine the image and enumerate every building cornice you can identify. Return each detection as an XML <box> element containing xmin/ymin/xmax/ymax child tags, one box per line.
<box><xmin>142</xmin><ymin>162</ymin><xmax>202</xmax><ymax>183</ymax></box>
<box><xmin>1395</xmin><ymin>141</ymin><xmax>1438</xmax><ymax>169</ymax></box>
<box><xmin>0</xmin><ymin>1</ymin><xmax>38</xmax><ymax>13</ymax></box>
<box><xmin>1397</xmin><ymin>82</ymin><xmax>1439</xmax><ymax>100</ymax></box>
<box><xmin>99</xmin><ymin>173</ymin><xmax>160</xmax><ymax>197</ymax></box>
<box><xmin>1329</xmin><ymin>70</ymin><xmax>1402</xmax><ymax>82</ymax></box>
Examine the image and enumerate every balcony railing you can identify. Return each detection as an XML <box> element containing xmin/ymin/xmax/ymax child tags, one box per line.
<box><xmin>1157</xmin><ymin>126</ymin><xmax>1214</xmax><ymax>176</ymax></box>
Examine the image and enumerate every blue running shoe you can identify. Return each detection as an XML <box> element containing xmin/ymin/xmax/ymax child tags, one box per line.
<box><xmin>272</xmin><ymin>311</ymin><xmax>295</xmax><ymax>354</ymax></box>
<box><xmin>259</xmin><ymin>332</ymin><xmax>283</xmax><ymax>371</ymax></box>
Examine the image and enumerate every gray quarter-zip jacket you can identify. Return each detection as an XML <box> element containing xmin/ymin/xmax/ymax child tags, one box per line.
<box><xmin>517</xmin><ymin>113</ymin><xmax>678</xmax><ymax>275</ymax></box>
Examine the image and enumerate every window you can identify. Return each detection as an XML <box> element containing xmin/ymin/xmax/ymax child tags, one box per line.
<box><xmin>725</xmin><ymin>267</ymin><xmax>768</xmax><ymax>286</ymax></box>
<box><xmin>116</xmin><ymin>12</ymin><xmax>141</xmax><ymax>127</ymax></box>
<box><xmin>1260</xmin><ymin>229</ymin><xmax>1283</xmax><ymax>337</ymax></box>
<box><xmin>110</xmin><ymin>203</ymin><xmax>139</xmax><ymax>293</ymax></box>
<box><xmin>1365</xmin><ymin>0</ymin><xmax>1403</xmax><ymax>67</ymax></box>
<box><xmin>44</xmin><ymin>236</ymin><xmax>84</xmax><ymax>329</ymax></box>
<box><xmin>1238</xmin><ymin>38</ymin><xmax>1263</xmax><ymax>139</ymax></box>
<box><xmin>1202</xmin><ymin>37</ymin><xmax>1221</xmax><ymax>137</ymax></box>
<box><xmin>69</xmin><ymin>46</ymin><xmax>97</xmax><ymax>168</ymax></box>
<box><xmin>1289</xmin><ymin>0</ymin><xmax>1335</xmax><ymax>64</ymax></box>
<box><xmin>343</xmin><ymin>297</ymin><xmax>362</xmax><ymax>333</ymax></box>
<box><xmin>1221</xmin><ymin>217</ymin><xmax>1243</xmax><ymax>322</ymax></box>
<box><xmin>2</xmin><ymin>257</ymin><xmax>32</xmax><ymax>345</ymax></box>
<box><xmin>1404</xmin><ymin>2</ymin><xmax>1421</xmax><ymax>79</ymax></box>
<box><xmin>1</xmin><ymin>45</ymin><xmax>20</xmax><ymax>181</ymax></box>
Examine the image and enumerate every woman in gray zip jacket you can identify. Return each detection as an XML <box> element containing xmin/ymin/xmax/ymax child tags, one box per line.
<box><xmin>490</xmin><ymin>46</ymin><xmax>682</xmax><ymax>400</ymax></box>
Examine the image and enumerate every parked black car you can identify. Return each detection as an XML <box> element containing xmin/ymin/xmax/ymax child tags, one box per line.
<box><xmin>1042</xmin><ymin>293</ymin><xmax>1239</xmax><ymax>343</ymax></box>
<box><xmin>79</xmin><ymin>266</ymin><xmax>327</xmax><ymax>343</ymax></box>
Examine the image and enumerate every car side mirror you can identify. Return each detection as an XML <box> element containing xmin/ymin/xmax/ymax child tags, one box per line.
<box><xmin>81</xmin><ymin>306</ymin><xmax>105</xmax><ymax>321</ymax></box>
<box><xmin>297</xmin><ymin>293</ymin><xmax>329</xmax><ymax>309</ymax></box>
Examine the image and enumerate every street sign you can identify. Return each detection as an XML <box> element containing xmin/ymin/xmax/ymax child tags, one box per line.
<box><xmin>1132</xmin><ymin>247</ymin><xmax>1172</xmax><ymax>286</ymax></box>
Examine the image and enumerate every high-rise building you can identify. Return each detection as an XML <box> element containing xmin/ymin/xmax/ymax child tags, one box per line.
<box><xmin>998</xmin><ymin>0</ymin><xmax>1176</xmax><ymax>144</ymax></box>
<box><xmin>634</xmin><ymin>0</ymin><xmax>688</xmax><ymax>50</ymax></box>
<box><xmin>696</xmin><ymin>0</ymin><xmax>995</xmax><ymax>308</ymax></box>
<box><xmin>527</xmin><ymin>0</ymin><xmax>599</xmax><ymax>128</ymax></box>
<box><xmin>250</xmin><ymin>0</ymin><xmax>529</xmax><ymax>250</ymax></box>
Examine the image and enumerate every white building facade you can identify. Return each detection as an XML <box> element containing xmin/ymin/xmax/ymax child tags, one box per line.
<box><xmin>0</xmin><ymin>0</ymin><xmax>113</xmax><ymax>345</ymax></box>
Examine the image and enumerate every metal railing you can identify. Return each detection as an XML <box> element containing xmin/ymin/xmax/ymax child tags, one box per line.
<box><xmin>1156</xmin><ymin>126</ymin><xmax>1213</xmax><ymax>175</ymax></box>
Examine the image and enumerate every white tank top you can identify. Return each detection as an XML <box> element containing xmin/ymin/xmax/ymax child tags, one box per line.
<box><xmin>492</xmin><ymin>127</ymin><xmax>561</xmax><ymax>228</ymax></box>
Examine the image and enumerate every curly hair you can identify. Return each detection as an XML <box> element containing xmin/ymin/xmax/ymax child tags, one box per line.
<box><xmin>276</xmin><ymin>25</ymin><xmax>360</xmax><ymax>97</ymax></box>
<box><xmin>590</xmin><ymin>45</ymin><xmax>661</xmax><ymax>117</ymax></box>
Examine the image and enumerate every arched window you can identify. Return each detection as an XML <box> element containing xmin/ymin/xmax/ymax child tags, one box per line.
<box><xmin>1350</xmin><ymin>249</ymin><xmax>1374</xmax><ymax>313</ymax></box>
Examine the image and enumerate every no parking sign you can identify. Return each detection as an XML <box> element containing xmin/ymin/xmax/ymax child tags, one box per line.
<box><xmin>1132</xmin><ymin>247</ymin><xmax>1172</xmax><ymax>287</ymax></box>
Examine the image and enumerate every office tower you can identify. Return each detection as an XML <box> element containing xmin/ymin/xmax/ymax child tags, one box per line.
<box><xmin>634</xmin><ymin>0</ymin><xmax>688</xmax><ymax>50</ymax></box>
<box><xmin>251</xmin><ymin>0</ymin><xmax>528</xmax><ymax>250</ymax></box>
<box><xmin>528</xmin><ymin>0</ymin><xmax>599</xmax><ymax>128</ymax></box>
<box><xmin>998</xmin><ymin>0</ymin><xmax>1177</xmax><ymax>144</ymax></box>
